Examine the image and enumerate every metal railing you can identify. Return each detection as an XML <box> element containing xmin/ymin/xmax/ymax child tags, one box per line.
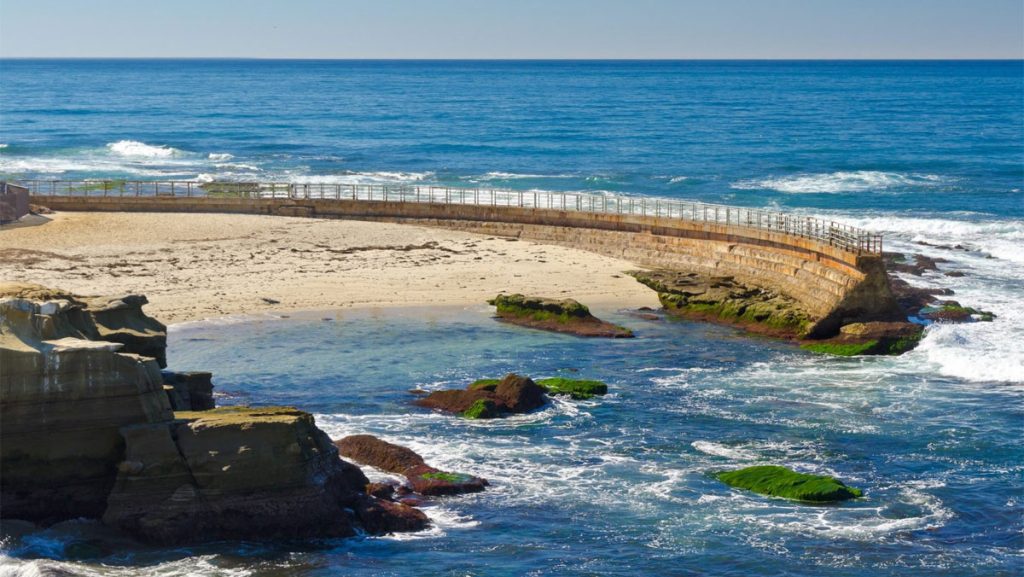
<box><xmin>19</xmin><ymin>179</ymin><xmax>883</xmax><ymax>254</ymax></box>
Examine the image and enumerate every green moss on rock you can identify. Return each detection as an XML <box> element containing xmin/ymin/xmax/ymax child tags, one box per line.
<box><xmin>419</xmin><ymin>471</ymin><xmax>472</xmax><ymax>483</ymax></box>
<box><xmin>716</xmin><ymin>465</ymin><xmax>863</xmax><ymax>502</ymax></box>
<box><xmin>800</xmin><ymin>340</ymin><xmax>880</xmax><ymax>356</ymax></box>
<box><xmin>462</xmin><ymin>399</ymin><xmax>499</xmax><ymax>419</ymax></box>
<box><xmin>536</xmin><ymin>378</ymin><xmax>609</xmax><ymax>400</ymax></box>
<box><xmin>468</xmin><ymin>378</ymin><xmax>501</xmax><ymax>392</ymax></box>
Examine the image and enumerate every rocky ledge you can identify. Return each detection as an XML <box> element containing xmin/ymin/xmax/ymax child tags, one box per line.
<box><xmin>0</xmin><ymin>283</ymin><xmax>427</xmax><ymax>543</ymax></box>
<box><xmin>335</xmin><ymin>435</ymin><xmax>488</xmax><ymax>496</ymax></box>
<box><xmin>628</xmin><ymin>270</ymin><xmax>812</xmax><ymax>338</ymax></box>
<box><xmin>488</xmin><ymin>294</ymin><xmax>634</xmax><ymax>338</ymax></box>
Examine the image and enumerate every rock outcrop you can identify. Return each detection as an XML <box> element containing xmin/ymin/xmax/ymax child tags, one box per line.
<box><xmin>102</xmin><ymin>407</ymin><xmax>428</xmax><ymax>544</ymax></box>
<box><xmin>489</xmin><ymin>294</ymin><xmax>634</xmax><ymax>338</ymax></box>
<box><xmin>1</xmin><ymin>283</ymin><xmax>174</xmax><ymax>522</ymax></box>
<box><xmin>628</xmin><ymin>270</ymin><xmax>812</xmax><ymax>338</ymax></box>
<box><xmin>335</xmin><ymin>435</ymin><xmax>488</xmax><ymax>496</ymax></box>
<box><xmin>800</xmin><ymin>321</ymin><xmax>924</xmax><ymax>356</ymax></box>
<box><xmin>415</xmin><ymin>373</ymin><xmax>548</xmax><ymax>419</ymax></box>
<box><xmin>1</xmin><ymin>283</ymin><xmax>427</xmax><ymax>542</ymax></box>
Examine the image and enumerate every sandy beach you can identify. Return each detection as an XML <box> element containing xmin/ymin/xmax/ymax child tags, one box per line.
<box><xmin>0</xmin><ymin>212</ymin><xmax>659</xmax><ymax>323</ymax></box>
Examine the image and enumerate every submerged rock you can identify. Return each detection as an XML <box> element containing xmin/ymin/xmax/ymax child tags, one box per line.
<box><xmin>488</xmin><ymin>294</ymin><xmax>634</xmax><ymax>338</ymax></box>
<box><xmin>628</xmin><ymin>270</ymin><xmax>812</xmax><ymax>338</ymax></box>
<box><xmin>335</xmin><ymin>434</ymin><xmax>487</xmax><ymax>496</ymax></box>
<box><xmin>415</xmin><ymin>373</ymin><xmax>548</xmax><ymax>419</ymax></box>
<box><xmin>716</xmin><ymin>465</ymin><xmax>863</xmax><ymax>503</ymax></box>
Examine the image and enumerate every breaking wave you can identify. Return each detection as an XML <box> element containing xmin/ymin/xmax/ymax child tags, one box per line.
<box><xmin>732</xmin><ymin>171</ymin><xmax>946</xmax><ymax>194</ymax></box>
<box><xmin>106</xmin><ymin>140</ymin><xmax>184</xmax><ymax>158</ymax></box>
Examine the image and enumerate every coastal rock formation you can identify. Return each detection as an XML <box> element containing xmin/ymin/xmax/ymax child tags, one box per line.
<box><xmin>335</xmin><ymin>434</ymin><xmax>488</xmax><ymax>496</ymax></box>
<box><xmin>800</xmin><ymin>321</ymin><xmax>924</xmax><ymax>356</ymax></box>
<box><xmin>161</xmin><ymin>370</ymin><xmax>215</xmax><ymax>411</ymax></box>
<box><xmin>489</xmin><ymin>294</ymin><xmax>634</xmax><ymax>338</ymax></box>
<box><xmin>628</xmin><ymin>270</ymin><xmax>812</xmax><ymax>337</ymax></box>
<box><xmin>415</xmin><ymin>373</ymin><xmax>548</xmax><ymax>419</ymax></box>
<box><xmin>1</xmin><ymin>283</ymin><xmax>427</xmax><ymax>542</ymax></box>
<box><xmin>715</xmin><ymin>465</ymin><xmax>863</xmax><ymax>503</ymax></box>
<box><xmin>102</xmin><ymin>407</ymin><xmax>427</xmax><ymax>544</ymax></box>
<box><xmin>0</xmin><ymin>283</ymin><xmax>174</xmax><ymax>522</ymax></box>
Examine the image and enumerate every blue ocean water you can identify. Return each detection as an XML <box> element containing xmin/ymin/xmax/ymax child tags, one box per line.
<box><xmin>1</xmin><ymin>60</ymin><xmax>1022</xmax><ymax>576</ymax></box>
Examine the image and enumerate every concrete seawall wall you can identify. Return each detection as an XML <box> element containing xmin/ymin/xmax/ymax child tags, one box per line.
<box><xmin>33</xmin><ymin>195</ymin><xmax>902</xmax><ymax>336</ymax></box>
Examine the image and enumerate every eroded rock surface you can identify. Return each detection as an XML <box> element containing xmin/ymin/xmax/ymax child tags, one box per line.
<box><xmin>489</xmin><ymin>294</ymin><xmax>633</xmax><ymax>338</ymax></box>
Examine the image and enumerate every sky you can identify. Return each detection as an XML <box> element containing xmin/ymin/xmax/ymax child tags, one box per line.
<box><xmin>0</xmin><ymin>0</ymin><xmax>1022</xmax><ymax>59</ymax></box>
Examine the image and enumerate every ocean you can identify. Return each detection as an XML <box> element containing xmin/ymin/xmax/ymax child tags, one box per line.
<box><xmin>0</xmin><ymin>59</ymin><xmax>1022</xmax><ymax>576</ymax></box>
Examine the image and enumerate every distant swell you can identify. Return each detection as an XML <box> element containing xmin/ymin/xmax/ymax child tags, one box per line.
<box><xmin>732</xmin><ymin>171</ymin><xmax>946</xmax><ymax>194</ymax></box>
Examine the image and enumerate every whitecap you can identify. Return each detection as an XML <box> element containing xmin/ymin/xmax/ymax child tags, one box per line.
<box><xmin>732</xmin><ymin>171</ymin><xmax>946</xmax><ymax>194</ymax></box>
<box><xmin>106</xmin><ymin>140</ymin><xmax>183</xmax><ymax>158</ymax></box>
<box><xmin>283</xmin><ymin>171</ymin><xmax>434</xmax><ymax>185</ymax></box>
<box><xmin>691</xmin><ymin>441</ymin><xmax>757</xmax><ymax>461</ymax></box>
<box><xmin>207</xmin><ymin>152</ymin><xmax>234</xmax><ymax>161</ymax></box>
<box><xmin>0</xmin><ymin>144</ymin><xmax>8</xmax><ymax>149</ymax></box>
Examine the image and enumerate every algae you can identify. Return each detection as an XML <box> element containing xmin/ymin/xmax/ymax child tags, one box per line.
<box><xmin>419</xmin><ymin>471</ymin><xmax>471</xmax><ymax>483</ymax></box>
<box><xmin>716</xmin><ymin>465</ymin><xmax>862</xmax><ymax>502</ymax></box>
<box><xmin>800</xmin><ymin>341</ymin><xmax>879</xmax><ymax>356</ymax></box>
<box><xmin>462</xmin><ymin>399</ymin><xmax>499</xmax><ymax>419</ymax></box>
<box><xmin>468</xmin><ymin>378</ymin><xmax>501</xmax><ymax>391</ymax></box>
<box><xmin>536</xmin><ymin>377</ymin><xmax>609</xmax><ymax>400</ymax></box>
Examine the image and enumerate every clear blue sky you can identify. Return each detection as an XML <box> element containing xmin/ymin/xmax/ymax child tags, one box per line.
<box><xmin>1</xmin><ymin>0</ymin><xmax>1021</xmax><ymax>59</ymax></box>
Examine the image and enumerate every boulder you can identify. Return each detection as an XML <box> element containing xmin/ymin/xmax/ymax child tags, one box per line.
<box><xmin>335</xmin><ymin>435</ymin><xmax>488</xmax><ymax>496</ymax></box>
<box><xmin>415</xmin><ymin>373</ymin><xmax>547</xmax><ymax>419</ymax></box>
<box><xmin>535</xmin><ymin>378</ymin><xmax>608</xmax><ymax>400</ymax></box>
<box><xmin>488</xmin><ymin>294</ymin><xmax>634</xmax><ymax>338</ymax></box>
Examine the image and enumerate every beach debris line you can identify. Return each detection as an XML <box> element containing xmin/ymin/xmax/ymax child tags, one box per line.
<box><xmin>715</xmin><ymin>465</ymin><xmax>863</xmax><ymax>503</ymax></box>
<box><xmin>335</xmin><ymin>434</ymin><xmax>488</xmax><ymax>497</ymax></box>
<box><xmin>488</xmin><ymin>293</ymin><xmax>634</xmax><ymax>338</ymax></box>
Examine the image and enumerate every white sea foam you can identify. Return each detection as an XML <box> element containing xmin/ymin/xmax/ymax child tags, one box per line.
<box><xmin>106</xmin><ymin>140</ymin><xmax>183</xmax><ymax>158</ymax></box>
<box><xmin>732</xmin><ymin>171</ymin><xmax>946</xmax><ymax>194</ymax></box>
<box><xmin>667</xmin><ymin>176</ymin><xmax>689</xmax><ymax>184</ymax></box>
<box><xmin>283</xmin><ymin>171</ymin><xmax>433</xmax><ymax>185</ymax></box>
<box><xmin>474</xmin><ymin>171</ymin><xmax>572</xmax><ymax>180</ymax></box>
<box><xmin>691</xmin><ymin>441</ymin><xmax>756</xmax><ymax>461</ymax></box>
<box><xmin>207</xmin><ymin>152</ymin><xmax>234</xmax><ymax>161</ymax></box>
<box><xmin>0</xmin><ymin>144</ymin><xmax>8</xmax><ymax>149</ymax></box>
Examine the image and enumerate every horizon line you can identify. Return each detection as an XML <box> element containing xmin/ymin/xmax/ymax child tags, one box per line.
<box><xmin>2</xmin><ymin>56</ymin><xmax>1022</xmax><ymax>62</ymax></box>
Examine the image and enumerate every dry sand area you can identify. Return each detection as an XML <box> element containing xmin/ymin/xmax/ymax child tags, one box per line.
<box><xmin>0</xmin><ymin>212</ymin><xmax>659</xmax><ymax>323</ymax></box>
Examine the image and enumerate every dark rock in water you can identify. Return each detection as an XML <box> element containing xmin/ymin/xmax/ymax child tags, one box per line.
<box><xmin>161</xmin><ymin>371</ymin><xmax>215</xmax><ymax>411</ymax></box>
<box><xmin>919</xmin><ymin>302</ymin><xmax>996</xmax><ymax>323</ymax></box>
<box><xmin>335</xmin><ymin>435</ymin><xmax>488</xmax><ymax>496</ymax></box>
<box><xmin>415</xmin><ymin>373</ymin><xmax>547</xmax><ymax>419</ymax></box>
<box><xmin>366</xmin><ymin>482</ymin><xmax>397</xmax><ymax>500</ymax></box>
<box><xmin>100</xmin><ymin>406</ymin><xmax>422</xmax><ymax>543</ymax></box>
<box><xmin>335</xmin><ymin>434</ymin><xmax>426</xmax><ymax>473</ymax></box>
<box><xmin>629</xmin><ymin>270</ymin><xmax>812</xmax><ymax>338</ymax></box>
<box><xmin>801</xmin><ymin>321</ymin><xmax>924</xmax><ymax>356</ymax></box>
<box><xmin>352</xmin><ymin>495</ymin><xmax>430</xmax><ymax>534</ymax></box>
<box><xmin>488</xmin><ymin>294</ymin><xmax>634</xmax><ymax>338</ymax></box>
<box><xmin>884</xmin><ymin>252</ymin><xmax>947</xmax><ymax>276</ymax></box>
<box><xmin>887</xmin><ymin>276</ymin><xmax>955</xmax><ymax>317</ymax></box>
<box><xmin>535</xmin><ymin>377</ymin><xmax>609</xmax><ymax>400</ymax></box>
<box><xmin>716</xmin><ymin>465</ymin><xmax>862</xmax><ymax>502</ymax></box>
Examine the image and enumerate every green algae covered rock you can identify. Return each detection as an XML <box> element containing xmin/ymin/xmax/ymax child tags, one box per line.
<box><xmin>716</xmin><ymin>465</ymin><xmax>863</xmax><ymax>502</ymax></box>
<box><xmin>489</xmin><ymin>294</ymin><xmax>634</xmax><ymax>338</ymax></box>
<box><xmin>801</xmin><ymin>321</ymin><xmax>924</xmax><ymax>356</ymax></box>
<box><xmin>536</xmin><ymin>377</ymin><xmax>609</xmax><ymax>400</ymax></box>
<box><xmin>463</xmin><ymin>398</ymin><xmax>500</xmax><ymax>419</ymax></box>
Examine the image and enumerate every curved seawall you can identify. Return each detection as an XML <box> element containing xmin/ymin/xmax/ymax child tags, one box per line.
<box><xmin>30</xmin><ymin>192</ymin><xmax>902</xmax><ymax>337</ymax></box>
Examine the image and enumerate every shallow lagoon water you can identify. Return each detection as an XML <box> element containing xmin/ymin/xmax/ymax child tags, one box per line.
<box><xmin>3</xmin><ymin>305</ymin><xmax>1020</xmax><ymax>576</ymax></box>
